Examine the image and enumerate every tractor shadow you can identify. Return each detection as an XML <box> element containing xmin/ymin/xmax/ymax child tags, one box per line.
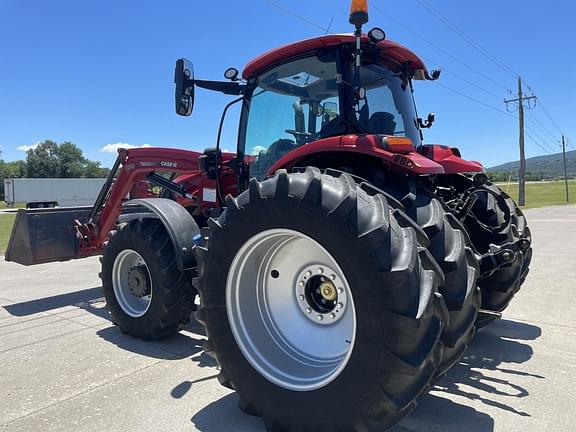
<box><xmin>2</xmin><ymin>286</ymin><xmax>108</xmax><ymax>318</ymax></box>
<box><xmin>94</xmin><ymin>310</ymin><xmax>208</xmax><ymax>361</ymax></box>
<box><xmin>394</xmin><ymin>318</ymin><xmax>543</xmax><ymax>431</ymax></box>
<box><xmin>1</xmin><ymin>286</ymin><xmax>207</xmax><ymax>361</ymax></box>
<box><xmin>190</xmin><ymin>319</ymin><xmax>542</xmax><ymax>432</ymax></box>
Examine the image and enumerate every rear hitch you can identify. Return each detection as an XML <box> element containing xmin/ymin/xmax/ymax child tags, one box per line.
<box><xmin>479</xmin><ymin>238</ymin><xmax>531</xmax><ymax>278</ymax></box>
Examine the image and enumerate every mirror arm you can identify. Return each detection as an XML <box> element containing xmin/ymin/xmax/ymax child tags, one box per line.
<box><xmin>195</xmin><ymin>79</ymin><xmax>245</xmax><ymax>96</ymax></box>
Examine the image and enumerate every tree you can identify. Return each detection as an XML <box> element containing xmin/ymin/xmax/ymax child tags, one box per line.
<box><xmin>1</xmin><ymin>140</ymin><xmax>108</xmax><ymax>199</ymax></box>
<box><xmin>0</xmin><ymin>154</ymin><xmax>27</xmax><ymax>200</ymax></box>
<box><xmin>58</xmin><ymin>141</ymin><xmax>85</xmax><ymax>177</ymax></box>
<box><xmin>84</xmin><ymin>160</ymin><xmax>109</xmax><ymax>178</ymax></box>
<box><xmin>23</xmin><ymin>140</ymin><xmax>108</xmax><ymax>178</ymax></box>
<box><xmin>26</xmin><ymin>140</ymin><xmax>60</xmax><ymax>178</ymax></box>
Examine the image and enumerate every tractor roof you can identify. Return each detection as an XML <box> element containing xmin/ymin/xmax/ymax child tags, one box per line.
<box><xmin>243</xmin><ymin>34</ymin><xmax>428</xmax><ymax>80</ymax></box>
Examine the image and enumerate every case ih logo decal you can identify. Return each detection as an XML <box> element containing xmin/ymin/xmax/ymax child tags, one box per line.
<box><xmin>160</xmin><ymin>161</ymin><xmax>178</xmax><ymax>168</ymax></box>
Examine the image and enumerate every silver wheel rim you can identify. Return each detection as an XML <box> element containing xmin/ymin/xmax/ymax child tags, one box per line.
<box><xmin>226</xmin><ymin>229</ymin><xmax>356</xmax><ymax>391</ymax></box>
<box><xmin>112</xmin><ymin>249</ymin><xmax>153</xmax><ymax>318</ymax></box>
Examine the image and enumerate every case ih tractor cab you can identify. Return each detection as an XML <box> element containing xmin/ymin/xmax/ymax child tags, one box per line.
<box><xmin>6</xmin><ymin>1</ymin><xmax>532</xmax><ymax>430</ymax></box>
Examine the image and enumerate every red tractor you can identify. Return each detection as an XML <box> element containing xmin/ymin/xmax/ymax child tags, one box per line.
<box><xmin>6</xmin><ymin>2</ymin><xmax>531</xmax><ymax>430</ymax></box>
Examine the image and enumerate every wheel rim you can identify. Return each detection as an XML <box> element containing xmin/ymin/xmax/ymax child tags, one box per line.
<box><xmin>112</xmin><ymin>249</ymin><xmax>153</xmax><ymax>318</ymax></box>
<box><xmin>226</xmin><ymin>229</ymin><xmax>356</xmax><ymax>391</ymax></box>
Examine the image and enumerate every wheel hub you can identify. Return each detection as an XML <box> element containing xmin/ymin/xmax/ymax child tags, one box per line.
<box><xmin>127</xmin><ymin>265</ymin><xmax>151</xmax><ymax>298</ymax></box>
<box><xmin>296</xmin><ymin>265</ymin><xmax>348</xmax><ymax>325</ymax></box>
<box><xmin>320</xmin><ymin>280</ymin><xmax>338</xmax><ymax>301</ymax></box>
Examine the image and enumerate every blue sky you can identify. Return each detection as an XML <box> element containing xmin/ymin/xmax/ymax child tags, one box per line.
<box><xmin>0</xmin><ymin>0</ymin><xmax>574</xmax><ymax>168</ymax></box>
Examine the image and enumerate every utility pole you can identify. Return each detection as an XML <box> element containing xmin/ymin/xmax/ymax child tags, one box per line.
<box><xmin>561</xmin><ymin>134</ymin><xmax>569</xmax><ymax>202</ymax></box>
<box><xmin>505</xmin><ymin>77</ymin><xmax>537</xmax><ymax>206</ymax></box>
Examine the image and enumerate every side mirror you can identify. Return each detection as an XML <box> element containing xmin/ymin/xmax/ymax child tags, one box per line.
<box><xmin>418</xmin><ymin>112</ymin><xmax>436</xmax><ymax>129</ymax></box>
<box><xmin>322</xmin><ymin>102</ymin><xmax>338</xmax><ymax>116</ymax></box>
<box><xmin>174</xmin><ymin>58</ymin><xmax>195</xmax><ymax>116</ymax></box>
<box><xmin>429</xmin><ymin>69</ymin><xmax>441</xmax><ymax>81</ymax></box>
<box><xmin>322</xmin><ymin>102</ymin><xmax>339</xmax><ymax>123</ymax></box>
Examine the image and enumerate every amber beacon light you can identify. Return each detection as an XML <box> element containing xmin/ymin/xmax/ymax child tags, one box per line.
<box><xmin>349</xmin><ymin>0</ymin><xmax>369</xmax><ymax>27</ymax></box>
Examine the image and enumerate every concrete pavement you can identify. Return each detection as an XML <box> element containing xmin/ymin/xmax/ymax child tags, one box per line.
<box><xmin>1</xmin><ymin>205</ymin><xmax>575</xmax><ymax>431</ymax></box>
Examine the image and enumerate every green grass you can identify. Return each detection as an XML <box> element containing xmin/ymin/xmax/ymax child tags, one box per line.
<box><xmin>495</xmin><ymin>179</ymin><xmax>576</xmax><ymax>209</ymax></box>
<box><xmin>0</xmin><ymin>202</ymin><xmax>24</xmax><ymax>209</ymax></box>
<box><xmin>0</xmin><ymin>214</ymin><xmax>16</xmax><ymax>254</ymax></box>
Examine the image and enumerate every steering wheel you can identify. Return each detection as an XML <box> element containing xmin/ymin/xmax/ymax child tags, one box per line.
<box><xmin>285</xmin><ymin>129</ymin><xmax>313</xmax><ymax>144</ymax></box>
<box><xmin>285</xmin><ymin>129</ymin><xmax>312</xmax><ymax>138</ymax></box>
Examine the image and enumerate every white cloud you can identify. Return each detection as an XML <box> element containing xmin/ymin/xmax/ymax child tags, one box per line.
<box><xmin>100</xmin><ymin>142</ymin><xmax>152</xmax><ymax>153</ymax></box>
<box><xmin>17</xmin><ymin>142</ymin><xmax>41</xmax><ymax>152</ymax></box>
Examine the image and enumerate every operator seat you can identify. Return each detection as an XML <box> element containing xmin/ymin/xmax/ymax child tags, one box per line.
<box><xmin>368</xmin><ymin>112</ymin><xmax>397</xmax><ymax>135</ymax></box>
<box><xmin>250</xmin><ymin>138</ymin><xmax>296</xmax><ymax>180</ymax></box>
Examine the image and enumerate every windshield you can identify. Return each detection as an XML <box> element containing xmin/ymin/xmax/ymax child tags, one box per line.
<box><xmin>355</xmin><ymin>64</ymin><xmax>420</xmax><ymax>145</ymax></box>
<box><xmin>242</xmin><ymin>50</ymin><xmax>422</xmax><ymax>179</ymax></box>
<box><xmin>245</xmin><ymin>54</ymin><xmax>341</xmax><ymax>179</ymax></box>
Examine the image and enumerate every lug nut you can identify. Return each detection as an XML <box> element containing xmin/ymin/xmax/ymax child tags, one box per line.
<box><xmin>519</xmin><ymin>239</ymin><xmax>530</xmax><ymax>250</ymax></box>
<box><xmin>502</xmin><ymin>251</ymin><xmax>514</xmax><ymax>262</ymax></box>
<box><xmin>337</xmin><ymin>302</ymin><xmax>344</xmax><ymax>309</ymax></box>
<box><xmin>306</xmin><ymin>308</ymin><xmax>312</xmax><ymax>314</ymax></box>
<box><xmin>318</xmin><ymin>268</ymin><xmax>324</xmax><ymax>274</ymax></box>
<box><xmin>330</xmin><ymin>274</ymin><xmax>336</xmax><ymax>280</ymax></box>
<box><xmin>317</xmin><ymin>315</ymin><xmax>323</xmax><ymax>321</ymax></box>
<box><xmin>299</xmin><ymin>295</ymin><xmax>305</xmax><ymax>301</ymax></box>
<box><xmin>330</xmin><ymin>313</ymin><xmax>336</xmax><ymax>319</ymax></box>
<box><xmin>306</xmin><ymin>271</ymin><xmax>312</xmax><ymax>277</ymax></box>
<box><xmin>338</xmin><ymin>288</ymin><xmax>343</xmax><ymax>294</ymax></box>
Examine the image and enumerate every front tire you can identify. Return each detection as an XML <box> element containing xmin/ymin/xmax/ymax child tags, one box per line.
<box><xmin>195</xmin><ymin>168</ymin><xmax>446</xmax><ymax>431</ymax></box>
<box><xmin>101</xmin><ymin>219</ymin><xmax>196</xmax><ymax>340</ymax></box>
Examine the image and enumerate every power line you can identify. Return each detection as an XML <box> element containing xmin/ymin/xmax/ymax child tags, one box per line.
<box><xmin>393</xmin><ymin>0</ymin><xmax>568</xmax><ymax>146</ymax></box>
<box><xmin>420</xmin><ymin>55</ymin><xmax>502</xmax><ymax>99</ymax></box>
<box><xmin>526</xmin><ymin>109</ymin><xmax>559</xmax><ymax>142</ymax></box>
<box><xmin>370</xmin><ymin>2</ymin><xmax>513</xmax><ymax>92</ymax></box>
<box><xmin>262</xmin><ymin>0</ymin><xmax>332</xmax><ymax>33</ymax></box>
<box><xmin>318</xmin><ymin>0</ymin><xmax>511</xmax><ymax>100</ymax></box>
<box><xmin>414</xmin><ymin>0</ymin><xmax>519</xmax><ymax>79</ymax></box>
<box><xmin>524</xmin><ymin>124</ymin><xmax>557</xmax><ymax>153</ymax></box>
<box><xmin>525</xmin><ymin>132</ymin><xmax>553</xmax><ymax>155</ymax></box>
<box><xmin>520</xmin><ymin>79</ymin><xmax>566</xmax><ymax>136</ymax></box>
<box><xmin>433</xmin><ymin>82</ymin><xmax>516</xmax><ymax>118</ymax></box>
<box><xmin>537</xmin><ymin>100</ymin><xmax>564</xmax><ymax>135</ymax></box>
<box><xmin>320</xmin><ymin>0</ymin><xmax>566</xmax><ymax>149</ymax></box>
<box><xmin>270</xmin><ymin>0</ymin><xmax>512</xmax><ymax>118</ymax></box>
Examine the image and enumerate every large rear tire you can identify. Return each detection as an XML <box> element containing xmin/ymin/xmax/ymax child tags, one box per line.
<box><xmin>195</xmin><ymin>168</ymin><xmax>446</xmax><ymax>431</ymax></box>
<box><xmin>463</xmin><ymin>183</ymin><xmax>532</xmax><ymax>318</ymax></box>
<box><xmin>101</xmin><ymin>219</ymin><xmax>196</xmax><ymax>340</ymax></box>
<box><xmin>399</xmin><ymin>191</ymin><xmax>480</xmax><ymax>376</ymax></box>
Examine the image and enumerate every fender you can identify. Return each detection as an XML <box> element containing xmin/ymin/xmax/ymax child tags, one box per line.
<box><xmin>419</xmin><ymin>144</ymin><xmax>484</xmax><ymax>174</ymax></box>
<box><xmin>124</xmin><ymin>198</ymin><xmax>200</xmax><ymax>271</ymax></box>
<box><xmin>266</xmin><ymin>135</ymin><xmax>446</xmax><ymax>176</ymax></box>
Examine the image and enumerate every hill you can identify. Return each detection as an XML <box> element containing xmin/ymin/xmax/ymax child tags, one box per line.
<box><xmin>488</xmin><ymin>150</ymin><xmax>576</xmax><ymax>181</ymax></box>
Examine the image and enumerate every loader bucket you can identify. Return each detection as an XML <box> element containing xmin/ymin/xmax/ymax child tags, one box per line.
<box><xmin>5</xmin><ymin>206</ymin><xmax>93</xmax><ymax>266</ymax></box>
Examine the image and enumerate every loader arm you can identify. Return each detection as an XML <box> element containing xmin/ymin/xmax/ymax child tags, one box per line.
<box><xmin>77</xmin><ymin>147</ymin><xmax>203</xmax><ymax>254</ymax></box>
<box><xmin>6</xmin><ymin>147</ymin><xmax>208</xmax><ymax>265</ymax></box>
